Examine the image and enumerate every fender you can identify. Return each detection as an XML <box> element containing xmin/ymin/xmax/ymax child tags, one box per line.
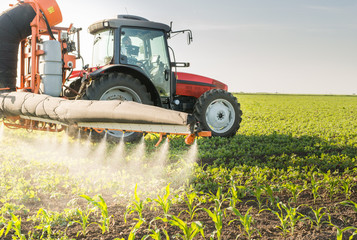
<box><xmin>89</xmin><ymin>64</ymin><xmax>162</xmax><ymax>107</ymax></box>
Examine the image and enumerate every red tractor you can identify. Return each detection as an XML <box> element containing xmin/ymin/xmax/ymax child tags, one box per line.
<box><xmin>0</xmin><ymin>1</ymin><xmax>241</xmax><ymax>143</ymax></box>
<box><xmin>65</xmin><ymin>15</ymin><xmax>243</xmax><ymax>142</ymax></box>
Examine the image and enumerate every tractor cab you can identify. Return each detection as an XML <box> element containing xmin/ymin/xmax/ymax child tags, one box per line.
<box><xmin>83</xmin><ymin>15</ymin><xmax>242</xmax><ymax>142</ymax></box>
<box><xmin>89</xmin><ymin>15</ymin><xmax>173</xmax><ymax>105</ymax></box>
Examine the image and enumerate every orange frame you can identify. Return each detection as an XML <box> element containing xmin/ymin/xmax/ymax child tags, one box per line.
<box><xmin>18</xmin><ymin>0</ymin><xmax>75</xmax><ymax>94</ymax></box>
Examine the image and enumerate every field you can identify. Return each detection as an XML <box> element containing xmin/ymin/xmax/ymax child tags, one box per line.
<box><xmin>0</xmin><ymin>94</ymin><xmax>356</xmax><ymax>239</ymax></box>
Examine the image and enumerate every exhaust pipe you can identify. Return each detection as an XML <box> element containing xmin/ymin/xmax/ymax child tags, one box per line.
<box><xmin>0</xmin><ymin>4</ymin><xmax>36</xmax><ymax>91</ymax></box>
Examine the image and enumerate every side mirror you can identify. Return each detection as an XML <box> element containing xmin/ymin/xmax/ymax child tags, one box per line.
<box><xmin>187</xmin><ymin>31</ymin><xmax>193</xmax><ymax>45</ymax></box>
<box><xmin>169</xmin><ymin>22</ymin><xmax>193</xmax><ymax>45</ymax></box>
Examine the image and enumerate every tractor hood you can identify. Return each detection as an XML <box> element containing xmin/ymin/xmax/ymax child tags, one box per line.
<box><xmin>175</xmin><ymin>72</ymin><xmax>228</xmax><ymax>98</ymax></box>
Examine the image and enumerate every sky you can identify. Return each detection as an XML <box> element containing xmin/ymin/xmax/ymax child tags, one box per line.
<box><xmin>1</xmin><ymin>0</ymin><xmax>356</xmax><ymax>94</ymax></box>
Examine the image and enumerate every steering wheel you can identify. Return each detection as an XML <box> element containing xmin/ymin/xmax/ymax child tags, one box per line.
<box><xmin>138</xmin><ymin>59</ymin><xmax>152</xmax><ymax>76</ymax></box>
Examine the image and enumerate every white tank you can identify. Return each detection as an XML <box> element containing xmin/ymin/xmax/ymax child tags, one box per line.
<box><xmin>39</xmin><ymin>40</ymin><xmax>62</xmax><ymax>97</ymax></box>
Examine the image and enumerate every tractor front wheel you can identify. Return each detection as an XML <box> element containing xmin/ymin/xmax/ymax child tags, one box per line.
<box><xmin>83</xmin><ymin>72</ymin><xmax>153</xmax><ymax>142</ymax></box>
<box><xmin>193</xmin><ymin>89</ymin><xmax>242</xmax><ymax>137</ymax></box>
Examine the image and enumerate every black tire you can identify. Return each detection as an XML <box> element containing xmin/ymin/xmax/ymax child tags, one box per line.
<box><xmin>193</xmin><ymin>89</ymin><xmax>242</xmax><ymax>137</ymax></box>
<box><xmin>83</xmin><ymin>72</ymin><xmax>153</xmax><ymax>142</ymax></box>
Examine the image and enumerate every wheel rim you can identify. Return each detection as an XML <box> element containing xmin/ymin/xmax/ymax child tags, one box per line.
<box><xmin>100</xmin><ymin>86</ymin><xmax>142</xmax><ymax>138</ymax></box>
<box><xmin>205</xmin><ymin>99</ymin><xmax>235</xmax><ymax>134</ymax></box>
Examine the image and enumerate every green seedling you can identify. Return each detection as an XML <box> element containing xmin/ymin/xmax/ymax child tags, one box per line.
<box><xmin>341</xmin><ymin>178</ymin><xmax>355</xmax><ymax>200</ymax></box>
<box><xmin>4</xmin><ymin>213</ymin><xmax>26</xmax><ymax>240</ymax></box>
<box><xmin>280</xmin><ymin>202</ymin><xmax>305</xmax><ymax>235</ymax></box>
<box><xmin>158</xmin><ymin>215</ymin><xmax>204</xmax><ymax>240</ymax></box>
<box><xmin>149</xmin><ymin>183</ymin><xmax>172</xmax><ymax>216</ymax></box>
<box><xmin>127</xmin><ymin>219</ymin><xmax>144</xmax><ymax>240</ymax></box>
<box><xmin>248</xmin><ymin>185</ymin><xmax>264</xmax><ymax>210</ymax></box>
<box><xmin>202</xmin><ymin>207</ymin><xmax>223</xmax><ymax>240</ymax></box>
<box><xmin>260</xmin><ymin>205</ymin><xmax>289</xmax><ymax>237</ymax></box>
<box><xmin>0</xmin><ymin>215</ymin><xmax>6</xmax><ymax>238</ymax></box>
<box><xmin>70</xmin><ymin>208</ymin><xmax>97</xmax><ymax>237</ymax></box>
<box><xmin>330</xmin><ymin>223</ymin><xmax>357</xmax><ymax>240</ymax></box>
<box><xmin>34</xmin><ymin>208</ymin><xmax>53</xmax><ymax>239</ymax></box>
<box><xmin>113</xmin><ymin>219</ymin><xmax>144</xmax><ymax>240</ymax></box>
<box><xmin>125</xmin><ymin>184</ymin><xmax>146</xmax><ymax>223</ymax></box>
<box><xmin>340</xmin><ymin>200</ymin><xmax>357</xmax><ymax>214</ymax></box>
<box><xmin>263</xmin><ymin>184</ymin><xmax>279</xmax><ymax>207</ymax></box>
<box><xmin>180</xmin><ymin>190</ymin><xmax>201</xmax><ymax>220</ymax></box>
<box><xmin>206</xmin><ymin>187</ymin><xmax>228</xmax><ymax>211</ymax></box>
<box><xmin>228</xmin><ymin>206</ymin><xmax>260</xmax><ymax>240</ymax></box>
<box><xmin>0</xmin><ymin>216</ymin><xmax>6</xmax><ymax>238</ymax></box>
<box><xmin>305</xmin><ymin>206</ymin><xmax>330</xmax><ymax>231</ymax></box>
<box><xmin>143</xmin><ymin>227</ymin><xmax>169</xmax><ymax>240</ymax></box>
<box><xmin>322</xmin><ymin>171</ymin><xmax>340</xmax><ymax>200</ymax></box>
<box><xmin>80</xmin><ymin>194</ymin><xmax>112</xmax><ymax>234</ymax></box>
<box><xmin>310</xmin><ymin>173</ymin><xmax>321</xmax><ymax>204</ymax></box>
<box><xmin>228</xmin><ymin>184</ymin><xmax>244</xmax><ymax>208</ymax></box>
<box><xmin>283</xmin><ymin>182</ymin><xmax>305</xmax><ymax>204</ymax></box>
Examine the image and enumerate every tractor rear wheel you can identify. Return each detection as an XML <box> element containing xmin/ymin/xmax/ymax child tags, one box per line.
<box><xmin>193</xmin><ymin>89</ymin><xmax>242</xmax><ymax>137</ymax></box>
<box><xmin>83</xmin><ymin>72</ymin><xmax>153</xmax><ymax>142</ymax></box>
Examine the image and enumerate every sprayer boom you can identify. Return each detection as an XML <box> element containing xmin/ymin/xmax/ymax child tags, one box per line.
<box><xmin>0</xmin><ymin>92</ymin><xmax>210</xmax><ymax>145</ymax></box>
<box><xmin>17</xmin><ymin>116</ymin><xmax>209</xmax><ymax>145</ymax></box>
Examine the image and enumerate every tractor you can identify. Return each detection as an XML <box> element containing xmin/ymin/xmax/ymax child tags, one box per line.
<box><xmin>65</xmin><ymin>15</ymin><xmax>243</xmax><ymax>142</ymax></box>
<box><xmin>0</xmin><ymin>0</ymin><xmax>242</xmax><ymax>144</ymax></box>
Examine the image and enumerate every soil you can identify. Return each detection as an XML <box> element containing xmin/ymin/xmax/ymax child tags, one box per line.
<box><xmin>3</xmin><ymin>189</ymin><xmax>357</xmax><ymax>240</ymax></box>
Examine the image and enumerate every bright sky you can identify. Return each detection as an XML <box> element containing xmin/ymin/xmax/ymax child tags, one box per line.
<box><xmin>1</xmin><ymin>0</ymin><xmax>356</xmax><ymax>94</ymax></box>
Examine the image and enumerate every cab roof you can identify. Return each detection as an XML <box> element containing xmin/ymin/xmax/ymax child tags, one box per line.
<box><xmin>88</xmin><ymin>15</ymin><xmax>171</xmax><ymax>35</ymax></box>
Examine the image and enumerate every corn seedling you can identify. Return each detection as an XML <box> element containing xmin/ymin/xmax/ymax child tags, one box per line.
<box><xmin>34</xmin><ymin>208</ymin><xmax>53</xmax><ymax>239</ymax></box>
<box><xmin>158</xmin><ymin>215</ymin><xmax>204</xmax><ymax>240</ymax></box>
<box><xmin>127</xmin><ymin>219</ymin><xmax>144</xmax><ymax>240</ymax></box>
<box><xmin>283</xmin><ymin>182</ymin><xmax>305</xmax><ymax>204</ymax></box>
<box><xmin>69</xmin><ymin>208</ymin><xmax>97</xmax><ymax>237</ymax></box>
<box><xmin>310</xmin><ymin>173</ymin><xmax>321</xmax><ymax>204</ymax></box>
<box><xmin>260</xmin><ymin>202</ymin><xmax>289</xmax><ymax>237</ymax></box>
<box><xmin>143</xmin><ymin>227</ymin><xmax>169</xmax><ymax>240</ymax></box>
<box><xmin>322</xmin><ymin>171</ymin><xmax>340</xmax><ymax>200</ymax></box>
<box><xmin>263</xmin><ymin>183</ymin><xmax>279</xmax><ymax>207</ymax></box>
<box><xmin>125</xmin><ymin>184</ymin><xmax>146</xmax><ymax>223</ymax></box>
<box><xmin>206</xmin><ymin>187</ymin><xmax>228</xmax><ymax>211</ymax></box>
<box><xmin>340</xmin><ymin>200</ymin><xmax>357</xmax><ymax>214</ymax></box>
<box><xmin>330</xmin><ymin>223</ymin><xmax>357</xmax><ymax>240</ymax></box>
<box><xmin>202</xmin><ymin>207</ymin><xmax>223</xmax><ymax>240</ymax></box>
<box><xmin>0</xmin><ymin>216</ymin><xmax>5</xmax><ymax>238</ymax></box>
<box><xmin>113</xmin><ymin>219</ymin><xmax>144</xmax><ymax>240</ymax></box>
<box><xmin>248</xmin><ymin>184</ymin><xmax>264</xmax><ymax>210</ymax></box>
<box><xmin>281</xmin><ymin>202</ymin><xmax>305</xmax><ymax>235</ymax></box>
<box><xmin>149</xmin><ymin>183</ymin><xmax>172</xmax><ymax>216</ymax></box>
<box><xmin>340</xmin><ymin>178</ymin><xmax>355</xmax><ymax>200</ymax></box>
<box><xmin>228</xmin><ymin>184</ymin><xmax>243</xmax><ymax>208</ymax></box>
<box><xmin>80</xmin><ymin>194</ymin><xmax>112</xmax><ymax>234</ymax></box>
<box><xmin>228</xmin><ymin>206</ymin><xmax>260</xmax><ymax>240</ymax></box>
<box><xmin>181</xmin><ymin>190</ymin><xmax>201</xmax><ymax>220</ymax></box>
<box><xmin>305</xmin><ymin>206</ymin><xmax>330</xmax><ymax>231</ymax></box>
<box><xmin>4</xmin><ymin>212</ymin><xmax>26</xmax><ymax>240</ymax></box>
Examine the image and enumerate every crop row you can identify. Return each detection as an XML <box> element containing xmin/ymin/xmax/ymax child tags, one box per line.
<box><xmin>1</xmin><ymin>181</ymin><xmax>356</xmax><ymax>239</ymax></box>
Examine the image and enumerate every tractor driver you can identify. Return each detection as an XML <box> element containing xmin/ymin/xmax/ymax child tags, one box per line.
<box><xmin>120</xmin><ymin>36</ymin><xmax>141</xmax><ymax>66</ymax></box>
<box><xmin>121</xmin><ymin>36</ymin><xmax>132</xmax><ymax>56</ymax></box>
<box><xmin>120</xmin><ymin>36</ymin><xmax>151</xmax><ymax>74</ymax></box>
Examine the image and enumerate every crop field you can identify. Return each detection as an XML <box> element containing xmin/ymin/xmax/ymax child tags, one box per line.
<box><xmin>0</xmin><ymin>94</ymin><xmax>356</xmax><ymax>239</ymax></box>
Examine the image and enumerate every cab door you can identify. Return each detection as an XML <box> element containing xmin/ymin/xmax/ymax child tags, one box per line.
<box><xmin>119</xmin><ymin>27</ymin><xmax>171</xmax><ymax>98</ymax></box>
